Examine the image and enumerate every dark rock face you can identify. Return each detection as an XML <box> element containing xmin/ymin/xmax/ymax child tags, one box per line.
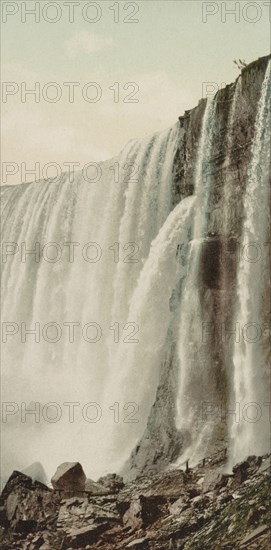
<box><xmin>61</xmin><ymin>524</ymin><xmax>112</xmax><ymax>549</ymax></box>
<box><xmin>51</xmin><ymin>462</ymin><xmax>86</xmax><ymax>496</ymax></box>
<box><xmin>201</xmin><ymin>470</ymin><xmax>228</xmax><ymax>493</ymax></box>
<box><xmin>125</xmin><ymin>54</ymin><xmax>271</xmax><ymax>479</ymax></box>
<box><xmin>0</xmin><ymin>471</ymin><xmax>61</xmax><ymax>548</ymax></box>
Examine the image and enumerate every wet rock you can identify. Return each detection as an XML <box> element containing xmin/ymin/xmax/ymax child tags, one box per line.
<box><xmin>191</xmin><ymin>495</ymin><xmax>210</xmax><ymax>509</ymax></box>
<box><xmin>97</xmin><ymin>473</ymin><xmax>125</xmax><ymax>493</ymax></box>
<box><xmin>202</xmin><ymin>470</ymin><xmax>228</xmax><ymax>493</ymax></box>
<box><xmin>61</xmin><ymin>523</ymin><xmax>109</xmax><ymax>548</ymax></box>
<box><xmin>169</xmin><ymin>496</ymin><xmax>190</xmax><ymax>515</ymax></box>
<box><xmin>232</xmin><ymin>456</ymin><xmax>262</xmax><ymax>485</ymax></box>
<box><xmin>57</xmin><ymin>497</ymin><xmax>88</xmax><ymax>530</ymax></box>
<box><xmin>126</xmin><ymin>469</ymin><xmax>187</xmax><ymax>501</ymax></box>
<box><xmin>123</xmin><ymin>498</ymin><xmax>143</xmax><ymax>532</ymax></box>
<box><xmin>84</xmin><ymin>479</ymin><xmax>108</xmax><ymax>495</ymax></box>
<box><xmin>29</xmin><ymin>534</ymin><xmax>46</xmax><ymax>549</ymax></box>
<box><xmin>257</xmin><ymin>456</ymin><xmax>270</xmax><ymax>473</ymax></box>
<box><xmin>0</xmin><ymin>469</ymin><xmax>60</xmax><ymax>548</ymax></box>
<box><xmin>57</xmin><ymin>495</ymin><xmax>120</xmax><ymax>532</ymax></box>
<box><xmin>247</xmin><ymin>507</ymin><xmax>266</xmax><ymax>525</ymax></box>
<box><xmin>51</xmin><ymin>463</ymin><xmax>86</xmax><ymax>495</ymax></box>
<box><xmin>6</xmin><ymin>493</ymin><xmax>19</xmax><ymax>521</ymax></box>
<box><xmin>126</xmin><ymin>537</ymin><xmax>148</xmax><ymax>548</ymax></box>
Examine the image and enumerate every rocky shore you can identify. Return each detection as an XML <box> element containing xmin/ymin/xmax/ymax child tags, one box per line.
<box><xmin>1</xmin><ymin>451</ymin><xmax>270</xmax><ymax>549</ymax></box>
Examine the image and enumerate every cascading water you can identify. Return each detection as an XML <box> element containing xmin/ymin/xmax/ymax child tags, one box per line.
<box><xmin>102</xmin><ymin>195</ymin><xmax>195</xmax><ymax>470</ymax></box>
<box><xmin>230</xmin><ymin>60</ymin><xmax>271</xmax><ymax>463</ymax></box>
<box><xmin>174</xmin><ymin>65</ymin><xmax>270</xmax><ymax>468</ymax></box>
<box><xmin>1</xmin><ymin>123</ymin><xmax>193</xmax><ymax>481</ymax></box>
<box><xmin>222</xmin><ymin>76</ymin><xmax>242</xmax><ymax>237</ymax></box>
<box><xmin>175</xmin><ymin>96</ymin><xmax>218</xmax><ymax>463</ymax></box>
<box><xmin>1</xmin><ymin>57</ymin><xmax>270</xmax><ymax>484</ymax></box>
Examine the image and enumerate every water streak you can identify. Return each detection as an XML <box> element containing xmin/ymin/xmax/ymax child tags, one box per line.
<box><xmin>231</xmin><ymin>61</ymin><xmax>271</xmax><ymax>463</ymax></box>
<box><xmin>176</xmin><ymin>96</ymin><xmax>218</xmax><ymax>463</ymax></box>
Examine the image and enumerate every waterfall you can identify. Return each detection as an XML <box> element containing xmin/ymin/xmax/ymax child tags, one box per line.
<box><xmin>1</xmin><ymin>123</ymin><xmax>187</xmax><ymax>480</ymax></box>
<box><xmin>102</xmin><ymin>195</ymin><xmax>195</xmax><ymax>470</ymax></box>
<box><xmin>175</xmin><ymin>96</ymin><xmax>218</xmax><ymax>463</ymax></box>
<box><xmin>222</xmin><ymin>77</ymin><xmax>242</xmax><ymax>237</ymax></box>
<box><xmin>230</xmin><ymin>60</ymin><xmax>271</xmax><ymax>463</ymax></box>
<box><xmin>1</xmin><ymin>58</ymin><xmax>270</xmax><ymax>482</ymax></box>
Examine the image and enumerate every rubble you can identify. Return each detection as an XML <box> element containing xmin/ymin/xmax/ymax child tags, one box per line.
<box><xmin>0</xmin><ymin>452</ymin><xmax>270</xmax><ymax>549</ymax></box>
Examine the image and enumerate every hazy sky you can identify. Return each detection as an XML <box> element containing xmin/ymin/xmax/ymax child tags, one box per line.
<box><xmin>2</xmin><ymin>0</ymin><xmax>270</xmax><ymax>184</ymax></box>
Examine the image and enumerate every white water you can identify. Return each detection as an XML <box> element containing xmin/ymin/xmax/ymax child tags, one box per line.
<box><xmin>222</xmin><ymin>77</ymin><xmax>242</xmax><ymax>237</ymax></box>
<box><xmin>230</xmin><ymin>60</ymin><xmax>271</xmax><ymax>463</ymax></box>
<box><xmin>1</xmin><ymin>64</ymin><xmax>270</xmax><ymax>483</ymax></box>
<box><xmin>1</xmin><ymin>123</ymin><xmax>191</xmax><ymax>481</ymax></box>
<box><xmin>175</xmin><ymin>96</ymin><xmax>218</xmax><ymax>463</ymax></box>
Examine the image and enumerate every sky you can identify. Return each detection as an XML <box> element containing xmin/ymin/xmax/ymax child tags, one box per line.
<box><xmin>1</xmin><ymin>0</ymin><xmax>270</xmax><ymax>185</ymax></box>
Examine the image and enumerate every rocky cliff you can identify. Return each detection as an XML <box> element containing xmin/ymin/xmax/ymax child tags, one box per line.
<box><xmin>125</xmin><ymin>54</ymin><xmax>271</xmax><ymax>480</ymax></box>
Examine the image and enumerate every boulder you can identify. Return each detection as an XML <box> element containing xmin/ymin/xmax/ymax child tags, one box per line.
<box><xmin>232</xmin><ymin>456</ymin><xmax>262</xmax><ymax>484</ymax></box>
<box><xmin>202</xmin><ymin>470</ymin><xmax>228</xmax><ymax>493</ymax></box>
<box><xmin>169</xmin><ymin>496</ymin><xmax>190</xmax><ymax>516</ymax></box>
<box><xmin>97</xmin><ymin>473</ymin><xmax>125</xmax><ymax>493</ymax></box>
<box><xmin>29</xmin><ymin>533</ymin><xmax>49</xmax><ymax>549</ymax></box>
<box><xmin>61</xmin><ymin>523</ymin><xmax>109</xmax><ymax>548</ymax></box>
<box><xmin>84</xmin><ymin>479</ymin><xmax>108</xmax><ymax>494</ymax></box>
<box><xmin>1</xmin><ymin>471</ymin><xmax>33</xmax><ymax>499</ymax></box>
<box><xmin>51</xmin><ymin>463</ymin><xmax>86</xmax><ymax>495</ymax></box>
<box><xmin>57</xmin><ymin>495</ymin><xmax>120</xmax><ymax>532</ymax></box>
<box><xmin>0</xmin><ymin>470</ymin><xmax>56</xmax><ymax>532</ymax></box>
<box><xmin>257</xmin><ymin>456</ymin><xmax>270</xmax><ymax>473</ymax></box>
<box><xmin>140</xmin><ymin>495</ymin><xmax>168</xmax><ymax>525</ymax></box>
<box><xmin>123</xmin><ymin>498</ymin><xmax>143</xmax><ymax>532</ymax></box>
<box><xmin>247</xmin><ymin>507</ymin><xmax>266</xmax><ymax>525</ymax></box>
<box><xmin>215</xmin><ymin>493</ymin><xmax>233</xmax><ymax>508</ymax></box>
<box><xmin>122</xmin><ymin>494</ymin><xmax>167</xmax><ymax>532</ymax></box>
<box><xmin>191</xmin><ymin>495</ymin><xmax>210</xmax><ymax>509</ymax></box>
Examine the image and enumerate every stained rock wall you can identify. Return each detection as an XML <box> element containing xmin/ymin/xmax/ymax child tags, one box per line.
<box><xmin>125</xmin><ymin>54</ymin><xmax>271</xmax><ymax>480</ymax></box>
